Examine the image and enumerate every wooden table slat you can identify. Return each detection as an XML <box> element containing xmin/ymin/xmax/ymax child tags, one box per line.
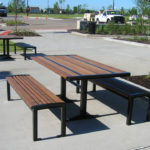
<box><xmin>56</xmin><ymin>55</ymin><xmax>112</xmax><ymax>75</ymax></box>
<box><xmin>47</xmin><ymin>56</ymin><xmax>97</xmax><ymax>75</ymax></box>
<box><xmin>32</xmin><ymin>56</ymin><xmax>77</xmax><ymax>78</ymax></box>
<box><xmin>73</xmin><ymin>55</ymin><xmax>125</xmax><ymax>74</ymax></box>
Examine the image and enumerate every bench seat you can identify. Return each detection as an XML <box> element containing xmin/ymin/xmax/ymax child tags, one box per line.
<box><xmin>91</xmin><ymin>78</ymin><xmax>150</xmax><ymax>125</ymax></box>
<box><xmin>6</xmin><ymin>75</ymin><xmax>66</xmax><ymax>141</ymax></box>
<box><xmin>14</xmin><ymin>42</ymin><xmax>36</xmax><ymax>60</ymax></box>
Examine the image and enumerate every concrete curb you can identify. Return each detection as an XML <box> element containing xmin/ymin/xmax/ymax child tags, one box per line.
<box><xmin>103</xmin><ymin>37</ymin><xmax>150</xmax><ymax>48</ymax></box>
<box><xmin>71</xmin><ymin>31</ymin><xmax>150</xmax><ymax>48</ymax></box>
<box><xmin>34</xmin><ymin>29</ymin><xmax>69</xmax><ymax>33</ymax></box>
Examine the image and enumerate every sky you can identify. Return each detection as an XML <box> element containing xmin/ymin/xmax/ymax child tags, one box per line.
<box><xmin>1</xmin><ymin>0</ymin><xmax>136</xmax><ymax>10</ymax></box>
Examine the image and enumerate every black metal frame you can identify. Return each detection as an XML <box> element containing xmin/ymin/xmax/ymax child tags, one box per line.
<box><xmin>32</xmin><ymin>104</ymin><xmax>66</xmax><ymax>141</ymax></box>
<box><xmin>92</xmin><ymin>81</ymin><xmax>150</xmax><ymax>125</ymax></box>
<box><xmin>60</xmin><ymin>77</ymin><xmax>90</xmax><ymax>119</ymax></box>
<box><xmin>7</xmin><ymin>80</ymin><xmax>66</xmax><ymax>141</ymax></box>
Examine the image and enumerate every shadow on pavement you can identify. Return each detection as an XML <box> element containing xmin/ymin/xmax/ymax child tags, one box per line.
<box><xmin>0</xmin><ymin>71</ymin><xmax>12</xmax><ymax>79</ymax></box>
<box><xmin>88</xmin><ymin>90</ymin><xmax>149</xmax><ymax>125</ymax></box>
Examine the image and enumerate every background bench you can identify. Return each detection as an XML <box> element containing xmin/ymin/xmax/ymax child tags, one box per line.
<box><xmin>91</xmin><ymin>78</ymin><xmax>150</xmax><ymax>125</ymax></box>
<box><xmin>14</xmin><ymin>42</ymin><xmax>37</xmax><ymax>60</ymax></box>
<box><xmin>6</xmin><ymin>75</ymin><xmax>66</xmax><ymax>141</ymax></box>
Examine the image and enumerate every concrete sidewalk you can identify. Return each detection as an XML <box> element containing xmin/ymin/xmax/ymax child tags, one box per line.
<box><xmin>0</xmin><ymin>31</ymin><xmax>150</xmax><ymax>150</ymax></box>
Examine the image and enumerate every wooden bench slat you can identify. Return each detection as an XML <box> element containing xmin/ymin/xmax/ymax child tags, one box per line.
<box><xmin>6</xmin><ymin>76</ymin><xmax>37</xmax><ymax>107</ymax></box>
<box><xmin>7</xmin><ymin>75</ymin><xmax>64</xmax><ymax>108</ymax></box>
<box><xmin>27</xmin><ymin>76</ymin><xmax>64</xmax><ymax>103</ymax></box>
<box><xmin>15</xmin><ymin>76</ymin><xmax>50</xmax><ymax>105</ymax></box>
<box><xmin>13</xmin><ymin>75</ymin><xmax>43</xmax><ymax>106</ymax></box>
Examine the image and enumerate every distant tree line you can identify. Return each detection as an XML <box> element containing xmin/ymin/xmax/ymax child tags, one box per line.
<box><xmin>6</xmin><ymin>0</ymin><xmax>150</xmax><ymax>18</ymax></box>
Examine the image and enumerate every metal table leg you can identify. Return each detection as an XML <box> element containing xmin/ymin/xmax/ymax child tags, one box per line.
<box><xmin>61</xmin><ymin>77</ymin><xmax>66</xmax><ymax>100</ymax></box>
<box><xmin>3</xmin><ymin>39</ymin><xmax>6</xmax><ymax>55</ymax></box>
<box><xmin>80</xmin><ymin>79</ymin><xmax>88</xmax><ymax>115</ymax></box>
<box><xmin>6</xmin><ymin>39</ymin><xmax>9</xmax><ymax>57</ymax></box>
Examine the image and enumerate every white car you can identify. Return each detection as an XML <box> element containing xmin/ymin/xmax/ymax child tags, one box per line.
<box><xmin>129</xmin><ymin>15</ymin><xmax>138</xmax><ymax>21</ymax></box>
<box><xmin>95</xmin><ymin>10</ymin><xmax>125</xmax><ymax>24</ymax></box>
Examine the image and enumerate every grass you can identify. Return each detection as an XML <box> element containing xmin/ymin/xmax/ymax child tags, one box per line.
<box><xmin>5</xmin><ymin>20</ymin><xmax>27</xmax><ymax>26</ymax></box>
<box><xmin>0</xmin><ymin>41</ymin><xmax>24</xmax><ymax>53</ymax></box>
<box><xmin>146</xmin><ymin>73</ymin><xmax>150</xmax><ymax>79</ymax></box>
<box><xmin>0</xmin><ymin>19</ymin><xmax>27</xmax><ymax>26</ymax></box>
<box><xmin>8</xmin><ymin>13</ymin><xmax>83</xmax><ymax>19</ymax></box>
<box><xmin>11</xmin><ymin>29</ymin><xmax>40</xmax><ymax>36</ymax></box>
<box><xmin>117</xmin><ymin>36</ymin><xmax>150</xmax><ymax>44</ymax></box>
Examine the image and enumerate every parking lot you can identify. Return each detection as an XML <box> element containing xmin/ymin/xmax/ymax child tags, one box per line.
<box><xmin>1</xmin><ymin>15</ymin><xmax>77</xmax><ymax>30</ymax></box>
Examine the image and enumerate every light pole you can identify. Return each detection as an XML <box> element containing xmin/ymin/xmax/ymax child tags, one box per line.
<box><xmin>113</xmin><ymin>0</ymin><xmax>115</xmax><ymax>10</ymax></box>
<box><xmin>26</xmin><ymin>0</ymin><xmax>29</xmax><ymax>16</ymax></box>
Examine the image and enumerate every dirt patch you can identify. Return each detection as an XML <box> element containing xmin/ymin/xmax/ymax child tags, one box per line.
<box><xmin>123</xmin><ymin>75</ymin><xmax>150</xmax><ymax>89</ymax></box>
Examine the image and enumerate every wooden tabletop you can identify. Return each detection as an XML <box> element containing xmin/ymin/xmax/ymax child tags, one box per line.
<box><xmin>32</xmin><ymin>55</ymin><xmax>130</xmax><ymax>80</ymax></box>
<box><xmin>0</xmin><ymin>35</ymin><xmax>23</xmax><ymax>40</ymax></box>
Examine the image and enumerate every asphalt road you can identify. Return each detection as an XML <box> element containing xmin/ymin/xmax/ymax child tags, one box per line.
<box><xmin>1</xmin><ymin>15</ymin><xmax>77</xmax><ymax>30</ymax></box>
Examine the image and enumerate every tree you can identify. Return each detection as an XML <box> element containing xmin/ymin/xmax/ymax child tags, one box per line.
<box><xmin>107</xmin><ymin>5</ymin><xmax>113</xmax><ymax>10</ymax></box>
<box><xmin>73</xmin><ymin>6</ymin><xmax>77</xmax><ymax>14</ymax></box>
<box><xmin>59</xmin><ymin>0</ymin><xmax>65</xmax><ymax>10</ymax></box>
<box><xmin>135</xmin><ymin>0</ymin><xmax>150</xmax><ymax>16</ymax></box>
<box><xmin>7</xmin><ymin>0</ymin><xmax>25</xmax><ymax>13</ymax></box>
<box><xmin>120</xmin><ymin>7</ymin><xmax>125</xmax><ymax>15</ymax></box>
<box><xmin>66</xmin><ymin>4</ymin><xmax>70</xmax><ymax>14</ymax></box>
<box><xmin>53</xmin><ymin>2</ymin><xmax>59</xmax><ymax>13</ymax></box>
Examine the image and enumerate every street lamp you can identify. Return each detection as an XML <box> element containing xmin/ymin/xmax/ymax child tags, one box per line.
<box><xmin>113</xmin><ymin>0</ymin><xmax>115</xmax><ymax>10</ymax></box>
<box><xmin>26</xmin><ymin>0</ymin><xmax>30</xmax><ymax>16</ymax></box>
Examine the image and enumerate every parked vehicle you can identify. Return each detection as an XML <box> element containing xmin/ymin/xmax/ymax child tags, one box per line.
<box><xmin>0</xmin><ymin>6</ymin><xmax>7</xmax><ymax>17</ymax></box>
<box><xmin>83</xmin><ymin>13</ymin><xmax>95</xmax><ymax>22</ymax></box>
<box><xmin>95</xmin><ymin>10</ymin><xmax>125</xmax><ymax>24</ymax></box>
<box><xmin>129</xmin><ymin>15</ymin><xmax>138</xmax><ymax>21</ymax></box>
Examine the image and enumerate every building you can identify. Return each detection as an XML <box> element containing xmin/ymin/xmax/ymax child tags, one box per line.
<box><xmin>30</xmin><ymin>7</ymin><xmax>40</xmax><ymax>13</ymax></box>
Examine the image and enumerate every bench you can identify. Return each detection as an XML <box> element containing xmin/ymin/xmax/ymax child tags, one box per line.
<box><xmin>14</xmin><ymin>42</ymin><xmax>37</xmax><ymax>60</ymax></box>
<box><xmin>6</xmin><ymin>75</ymin><xmax>66</xmax><ymax>141</ymax></box>
<box><xmin>90</xmin><ymin>78</ymin><xmax>150</xmax><ymax>125</ymax></box>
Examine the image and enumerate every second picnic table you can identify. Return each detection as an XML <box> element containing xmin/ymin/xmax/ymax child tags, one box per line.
<box><xmin>0</xmin><ymin>35</ymin><xmax>23</xmax><ymax>59</ymax></box>
<box><xmin>31</xmin><ymin>55</ymin><xmax>130</xmax><ymax>120</ymax></box>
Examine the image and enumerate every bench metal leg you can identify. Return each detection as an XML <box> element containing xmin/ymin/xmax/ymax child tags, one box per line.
<box><xmin>76</xmin><ymin>80</ymin><xmax>80</xmax><ymax>93</ymax></box>
<box><xmin>7</xmin><ymin>81</ymin><xmax>11</xmax><ymax>101</ymax></box>
<box><xmin>24</xmin><ymin>48</ymin><xmax>26</xmax><ymax>60</ymax></box>
<box><xmin>61</xmin><ymin>77</ymin><xmax>66</xmax><ymax>100</ymax></box>
<box><xmin>33</xmin><ymin>109</ymin><xmax>38</xmax><ymax>141</ymax></box>
<box><xmin>127</xmin><ymin>98</ymin><xmax>134</xmax><ymax>125</ymax></box>
<box><xmin>14</xmin><ymin>44</ymin><xmax>16</xmax><ymax>54</ymax></box>
<box><xmin>92</xmin><ymin>83</ymin><xmax>96</xmax><ymax>92</ymax></box>
<box><xmin>35</xmin><ymin>47</ymin><xmax>37</xmax><ymax>55</ymax></box>
<box><xmin>146</xmin><ymin>97</ymin><xmax>150</xmax><ymax>121</ymax></box>
<box><xmin>61</xmin><ymin>105</ymin><xmax>66</xmax><ymax>136</ymax></box>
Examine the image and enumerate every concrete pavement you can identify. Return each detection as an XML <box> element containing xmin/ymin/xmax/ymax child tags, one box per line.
<box><xmin>0</xmin><ymin>31</ymin><xmax>150</xmax><ymax>150</ymax></box>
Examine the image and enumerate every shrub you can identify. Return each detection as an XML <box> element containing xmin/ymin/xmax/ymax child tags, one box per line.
<box><xmin>11</xmin><ymin>29</ymin><xmax>40</xmax><ymax>36</ymax></box>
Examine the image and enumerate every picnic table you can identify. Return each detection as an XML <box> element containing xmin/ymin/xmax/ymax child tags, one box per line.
<box><xmin>0</xmin><ymin>35</ymin><xmax>23</xmax><ymax>59</ymax></box>
<box><xmin>31</xmin><ymin>55</ymin><xmax>130</xmax><ymax>120</ymax></box>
